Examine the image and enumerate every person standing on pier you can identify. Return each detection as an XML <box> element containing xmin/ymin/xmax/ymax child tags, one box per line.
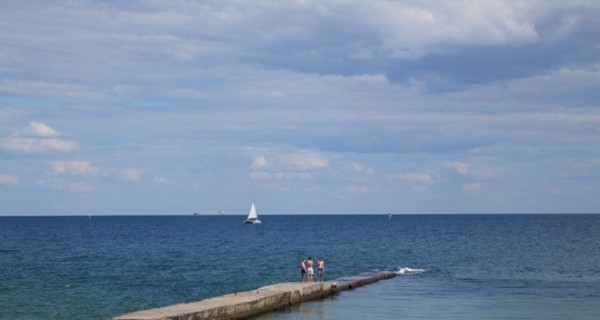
<box><xmin>300</xmin><ymin>258</ymin><xmax>307</xmax><ymax>282</ymax></box>
<box><xmin>306</xmin><ymin>257</ymin><xmax>314</xmax><ymax>282</ymax></box>
<box><xmin>317</xmin><ymin>257</ymin><xmax>325</xmax><ymax>282</ymax></box>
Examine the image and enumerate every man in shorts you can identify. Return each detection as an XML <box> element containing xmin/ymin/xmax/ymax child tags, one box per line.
<box><xmin>306</xmin><ymin>257</ymin><xmax>314</xmax><ymax>282</ymax></box>
<box><xmin>317</xmin><ymin>257</ymin><xmax>325</xmax><ymax>282</ymax></box>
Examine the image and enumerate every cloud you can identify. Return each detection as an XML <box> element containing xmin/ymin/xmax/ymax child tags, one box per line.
<box><xmin>249</xmin><ymin>151</ymin><xmax>326</xmax><ymax>182</ymax></box>
<box><xmin>1</xmin><ymin>122</ymin><xmax>78</xmax><ymax>153</ymax></box>
<box><xmin>303</xmin><ymin>184</ymin><xmax>321</xmax><ymax>192</ymax></box>
<box><xmin>462</xmin><ymin>182</ymin><xmax>483</xmax><ymax>192</ymax></box>
<box><xmin>0</xmin><ymin>80</ymin><xmax>107</xmax><ymax>104</ymax></box>
<box><xmin>448</xmin><ymin>162</ymin><xmax>472</xmax><ymax>175</ymax></box>
<box><xmin>370</xmin><ymin>0</ymin><xmax>539</xmax><ymax>59</ymax></box>
<box><xmin>153</xmin><ymin>176</ymin><xmax>174</xmax><ymax>185</ymax></box>
<box><xmin>251</xmin><ymin>155</ymin><xmax>269</xmax><ymax>170</ymax></box>
<box><xmin>0</xmin><ymin>0</ymin><xmax>544</xmax><ymax>101</ymax></box>
<box><xmin>395</xmin><ymin>173</ymin><xmax>434</xmax><ymax>185</ymax></box>
<box><xmin>120</xmin><ymin>170</ymin><xmax>142</xmax><ymax>182</ymax></box>
<box><xmin>249</xmin><ymin>171</ymin><xmax>272</xmax><ymax>181</ymax></box>
<box><xmin>273</xmin><ymin>172</ymin><xmax>313</xmax><ymax>180</ymax></box>
<box><xmin>24</xmin><ymin>121</ymin><xmax>59</xmax><ymax>137</ymax></box>
<box><xmin>36</xmin><ymin>179</ymin><xmax>94</xmax><ymax>192</ymax></box>
<box><xmin>412</xmin><ymin>186</ymin><xmax>428</xmax><ymax>193</ymax></box>
<box><xmin>345</xmin><ymin>162</ymin><xmax>375</xmax><ymax>175</ymax></box>
<box><xmin>69</xmin><ymin>182</ymin><xmax>94</xmax><ymax>192</ymax></box>
<box><xmin>1</xmin><ymin>1</ymin><xmax>599</xmax><ymax>214</ymax></box>
<box><xmin>249</xmin><ymin>170</ymin><xmax>313</xmax><ymax>181</ymax></box>
<box><xmin>471</xmin><ymin>165</ymin><xmax>508</xmax><ymax>181</ymax></box>
<box><xmin>279</xmin><ymin>152</ymin><xmax>329</xmax><ymax>169</ymax></box>
<box><xmin>0</xmin><ymin>174</ymin><xmax>19</xmax><ymax>184</ymax></box>
<box><xmin>1</xmin><ymin>137</ymin><xmax>78</xmax><ymax>153</ymax></box>
<box><xmin>51</xmin><ymin>161</ymin><xmax>101</xmax><ymax>175</ymax></box>
<box><xmin>345</xmin><ymin>185</ymin><xmax>372</xmax><ymax>194</ymax></box>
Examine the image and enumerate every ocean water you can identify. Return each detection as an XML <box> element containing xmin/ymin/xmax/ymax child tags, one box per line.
<box><xmin>1</xmin><ymin>214</ymin><xmax>599</xmax><ymax>320</ymax></box>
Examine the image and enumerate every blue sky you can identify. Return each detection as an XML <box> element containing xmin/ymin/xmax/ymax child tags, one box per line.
<box><xmin>1</xmin><ymin>0</ymin><xmax>599</xmax><ymax>215</ymax></box>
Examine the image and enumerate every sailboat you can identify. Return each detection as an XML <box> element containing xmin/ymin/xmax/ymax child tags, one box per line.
<box><xmin>244</xmin><ymin>203</ymin><xmax>261</xmax><ymax>224</ymax></box>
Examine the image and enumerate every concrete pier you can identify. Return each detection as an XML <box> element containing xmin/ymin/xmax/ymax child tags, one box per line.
<box><xmin>334</xmin><ymin>271</ymin><xmax>397</xmax><ymax>291</ymax></box>
<box><xmin>112</xmin><ymin>271</ymin><xmax>396</xmax><ymax>320</ymax></box>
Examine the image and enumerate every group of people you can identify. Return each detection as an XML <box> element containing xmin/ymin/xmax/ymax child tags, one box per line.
<box><xmin>300</xmin><ymin>257</ymin><xmax>325</xmax><ymax>282</ymax></box>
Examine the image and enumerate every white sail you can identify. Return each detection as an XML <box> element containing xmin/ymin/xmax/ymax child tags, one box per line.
<box><xmin>248</xmin><ymin>203</ymin><xmax>258</xmax><ymax>219</ymax></box>
<box><xmin>245</xmin><ymin>203</ymin><xmax>261</xmax><ymax>224</ymax></box>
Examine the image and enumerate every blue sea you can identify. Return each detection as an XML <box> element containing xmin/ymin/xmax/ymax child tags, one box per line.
<box><xmin>1</xmin><ymin>214</ymin><xmax>599</xmax><ymax>320</ymax></box>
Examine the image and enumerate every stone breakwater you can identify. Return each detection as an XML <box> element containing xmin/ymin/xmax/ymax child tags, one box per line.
<box><xmin>112</xmin><ymin>271</ymin><xmax>397</xmax><ymax>320</ymax></box>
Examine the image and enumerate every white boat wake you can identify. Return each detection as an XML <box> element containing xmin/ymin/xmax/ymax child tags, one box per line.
<box><xmin>394</xmin><ymin>267</ymin><xmax>426</xmax><ymax>275</ymax></box>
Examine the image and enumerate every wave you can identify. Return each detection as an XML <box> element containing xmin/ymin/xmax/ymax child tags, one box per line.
<box><xmin>0</xmin><ymin>249</ymin><xmax>21</xmax><ymax>254</ymax></box>
<box><xmin>394</xmin><ymin>267</ymin><xmax>426</xmax><ymax>275</ymax></box>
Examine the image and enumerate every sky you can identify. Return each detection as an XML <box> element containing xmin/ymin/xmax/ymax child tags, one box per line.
<box><xmin>1</xmin><ymin>0</ymin><xmax>599</xmax><ymax>215</ymax></box>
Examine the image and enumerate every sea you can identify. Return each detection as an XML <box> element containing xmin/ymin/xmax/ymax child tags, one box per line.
<box><xmin>1</xmin><ymin>214</ymin><xmax>599</xmax><ymax>320</ymax></box>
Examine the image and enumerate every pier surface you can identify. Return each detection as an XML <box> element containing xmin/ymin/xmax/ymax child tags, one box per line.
<box><xmin>112</xmin><ymin>271</ymin><xmax>396</xmax><ymax>320</ymax></box>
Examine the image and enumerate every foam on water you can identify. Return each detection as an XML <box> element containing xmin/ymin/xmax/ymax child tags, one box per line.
<box><xmin>394</xmin><ymin>267</ymin><xmax>426</xmax><ymax>275</ymax></box>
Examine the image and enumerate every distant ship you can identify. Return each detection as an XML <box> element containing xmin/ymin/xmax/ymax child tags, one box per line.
<box><xmin>193</xmin><ymin>210</ymin><xmax>225</xmax><ymax>216</ymax></box>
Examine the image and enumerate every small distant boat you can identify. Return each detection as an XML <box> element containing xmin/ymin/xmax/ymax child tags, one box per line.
<box><xmin>244</xmin><ymin>203</ymin><xmax>261</xmax><ymax>224</ymax></box>
<box><xmin>193</xmin><ymin>210</ymin><xmax>225</xmax><ymax>216</ymax></box>
<box><xmin>388</xmin><ymin>213</ymin><xmax>392</xmax><ymax>219</ymax></box>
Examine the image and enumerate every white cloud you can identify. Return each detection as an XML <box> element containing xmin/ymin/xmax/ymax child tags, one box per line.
<box><xmin>36</xmin><ymin>179</ymin><xmax>94</xmax><ymax>192</ymax></box>
<box><xmin>448</xmin><ymin>162</ymin><xmax>472</xmax><ymax>175</ymax></box>
<box><xmin>279</xmin><ymin>152</ymin><xmax>329</xmax><ymax>169</ymax></box>
<box><xmin>251</xmin><ymin>155</ymin><xmax>269</xmax><ymax>170</ymax></box>
<box><xmin>249</xmin><ymin>170</ymin><xmax>313</xmax><ymax>181</ymax></box>
<box><xmin>303</xmin><ymin>184</ymin><xmax>321</xmax><ymax>192</ymax></box>
<box><xmin>1</xmin><ymin>136</ymin><xmax>78</xmax><ymax>153</ymax></box>
<box><xmin>412</xmin><ymin>186</ymin><xmax>428</xmax><ymax>193</ymax></box>
<box><xmin>345</xmin><ymin>185</ymin><xmax>371</xmax><ymax>194</ymax></box>
<box><xmin>472</xmin><ymin>165</ymin><xmax>508</xmax><ymax>181</ymax></box>
<box><xmin>24</xmin><ymin>121</ymin><xmax>59</xmax><ymax>137</ymax></box>
<box><xmin>369</xmin><ymin>0</ymin><xmax>539</xmax><ymax>59</ymax></box>
<box><xmin>249</xmin><ymin>171</ymin><xmax>272</xmax><ymax>180</ymax></box>
<box><xmin>345</xmin><ymin>162</ymin><xmax>375</xmax><ymax>175</ymax></box>
<box><xmin>249</xmin><ymin>151</ymin><xmax>327</xmax><ymax>182</ymax></box>
<box><xmin>462</xmin><ymin>182</ymin><xmax>483</xmax><ymax>192</ymax></box>
<box><xmin>0</xmin><ymin>174</ymin><xmax>19</xmax><ymax>184</ymax></box>
<box><xmin>153</xmin><ymin>176</ymin><xmax>174</xmax><ymax>185</ymax></box>
<box><xmin>1</xmin><ymin>122</ymin><xmax>78</xmax><ymax>153</ymax></box>
<box><xmin>51</xmin><ymin>161</ymin><xmax>100</xmax><ymax>175</ymax></box>
<box><xmin>120</xmin><ymin>170</ymin><xmax>142</xmax><ymax>182</ymax></box>
<box><xmin>69</xmin><ymin>182</ymin><xmax>94</xmax><ymax>192</ymax></box>
<box><xmin>273</xmin><ymin>172</ymin><xmax>313</xmax><ymax>180</ymax></box>
<box><xmin>396</xmin><ymin>173</ymin><xmax>434</xmax><ymax>185</ymax></box>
